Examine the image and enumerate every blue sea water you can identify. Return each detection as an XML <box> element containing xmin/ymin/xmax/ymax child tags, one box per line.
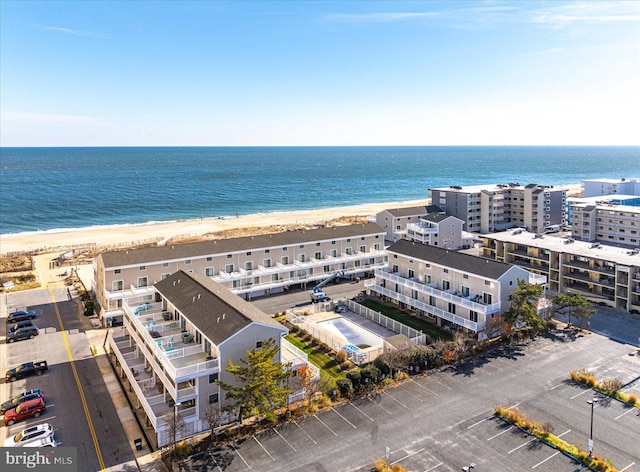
<box><xmin>0</xmin><ymin>146</ymin><xmax>638</xmax><ymax>236</ymax></box>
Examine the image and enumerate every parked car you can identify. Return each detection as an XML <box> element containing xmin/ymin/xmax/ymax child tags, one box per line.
<box><xmin>3</xmin><ymin>397</ymin><xmax>46</xmax><ymax>426</ymax></box>
<box><xmin>22</xmin><ymin>436</ymin><xmax>57</xmax><ymax>447</ymax></box>
<box><xmin>4</xmin><ymin>423</ymin><xmax>54</xmax><ymax>447</ymax></box>
<box><xmin>8</xmin><ymin>320</ymin><xmax>34</xmax><ymax>333</ymax></box>
<box><xmin>334</xmin><ymin>305</ymin><xmax>348</xmax><ymax>313</ymax></box>
<box><xmin>5</xmin><ymin>361</ymin><xmax>48</xmax><ymax>382</ymax></box>
<box><xmin>7</xmin><ymin>326</ymin><xmax>39</xmax><ymax>343</ymax></box>
<box><xmin>1</xmin><ymin>389</ymin><xmax>44</xmax><ymax>414</ymax></box>
<box><xmin>7</xmin><ymin>311</ymin><xmax>37</xmax><ymax>323</ymax></box>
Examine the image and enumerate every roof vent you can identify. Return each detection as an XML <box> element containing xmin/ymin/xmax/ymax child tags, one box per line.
<box><xmin>198</xmin><ymin>294</ymin><xmax>201</xmax><ymax>299</ymax></box>
<box><xmin>222</xmin><ymin>313</ymin><xmax>225</xmax><ymax>320</ymax></box>
<box><xmin>217</xmin><ymin>317</ymin><xmax>220</xmax><ymax>323</ymax></box>
<box><xmin>173</xmin><ymin>281</ymin><xmax>176</xmax><ymax>286</ymax></box>
<box><xmin>192</xmin><ymin>296</ymin><xmax>196</xmax><ymax>303</ymax></box>
<box><xmin>177</xmin><ymin>279</ymin><xmax>180</xmax><ymax>283</ymax></box>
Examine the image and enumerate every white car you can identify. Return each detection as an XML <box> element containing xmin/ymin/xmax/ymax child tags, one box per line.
<box><xmin>22</xmin><ymin>436</ymin><xmax>57</xmax><ymax>447</ymax></box>
<box><xmin>4</xmin><ymin>423</ymin><xmax>54</xmax><ymax>447</ymax></box>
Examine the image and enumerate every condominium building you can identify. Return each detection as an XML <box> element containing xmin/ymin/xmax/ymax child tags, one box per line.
<box><xmin>374</xmin><ymin>205</ymin><xmax>443</xmax><ymax>242</ymax></box>
<box><xmin>365</xmin><ymin>240</ymin><xmax>545</xmax><ymax>337</ymax></box>
<box><xmin>481</xmin><ymin>229</ymin><xmax>640</xmax><ymax>312</ymax></box>
<box><xmin>405</xmin><ymin>214</ymin><xmax>469</xmax><ymax>249</ymax></box>
<box><xmin>106</xmin><ymin>270</ymin><xmax>315</xmax><ymax>448</ymax></box>
<box><xmin>582</xmin><ymin>178</ymin><xmax>640</xmax><ymax>198</ymax></box>
<box><xmin>94</xmin><ymin>223</ymin><xmax>387</xmax><ymax>324</ymax></box>
<box><xmin>567</xmin><ymin>199</ymin><xmax>640</xmax><ymax>247</ymax></box>
<box><xmin>429</xmin><ymin>183</ymin><xmax>568</xmax><ymax>234</ymax></box>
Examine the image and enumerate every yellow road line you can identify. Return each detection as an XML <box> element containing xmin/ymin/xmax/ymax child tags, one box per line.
<box><xmin>49</xmin><ymin>287</ymin><xmax>106</xmax><ymax>471</ymax></box>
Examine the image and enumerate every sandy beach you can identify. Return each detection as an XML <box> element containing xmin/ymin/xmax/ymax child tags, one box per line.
<box><xmin>0</xmin><ymin>184</ymin><xmax>582</xmax><ymax>256</ymax></box>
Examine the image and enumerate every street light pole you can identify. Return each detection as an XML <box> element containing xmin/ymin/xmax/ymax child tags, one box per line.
<box><xmin>587</xmin><ymin>398</ymin><xmax>597</xmax><ymax>458</ymax></box>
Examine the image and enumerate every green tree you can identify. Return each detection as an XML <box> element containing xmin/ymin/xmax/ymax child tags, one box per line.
<box><xmin>503</xmin><ymin>279</ymin><xmax>546</xmax><ymax>330</ymax></box>
<box><xmin>217</xmin><ymin>338</ymin><xmax>292</xmax><ymax>423</ymax></box>
<box><xmin>553</xmin><ymin>293</ymin><xmax>595</xmax><ymax>327</ymax></box>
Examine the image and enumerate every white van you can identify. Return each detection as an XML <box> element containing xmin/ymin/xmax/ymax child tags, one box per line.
<box><xmin>544</xmin><ymin>225</ymin><xmax>560</xmax><ymax>234</ymax></box>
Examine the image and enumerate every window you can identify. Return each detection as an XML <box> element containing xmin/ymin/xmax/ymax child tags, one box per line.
<box><xmin>442</xmin><ymin>280</ymin><xmax>450</xmax><ymax>290</ymax></box>
<box><xmin>330</xmin><ymin>249</ymin><xmax>337</xmax><ymax>257</ymax></box>
<box><xmin>282</xmin><ymin>256</ymin><xmax>289</xmax><ymax>264</ymax></box>
<box><xmin>360</xmin><ymin>245</ymin><xmax>366</xmax><ymax>253</ymax></box>
<box><xmin>161</xmin><ymin>273</ymin><xmax>170</xmax><ymax>280</ymax></box>
<box><xmin>209</xmin><ymin>393</ymin><xmax>219</xmax><ymax>404</ymax></box>
<box><xmin>298</xmin><ymin>254</ymin><xmax>306</xmax><ymax>262</ymax></box>
<box><xmin>315</xmin><ymin>251</ymin><xmax>322</xmax><ymax>259</ymax></box>
<box><xmin>114</xmin><ymin>269</ymin><xmax>121</xmax><ymax>274</ymax></box>
<box><xmin>139</xmin><ymin>266</ymin><xmax>146</xmax><ymax>271</ymax></box>
<box><xmin>408</xmin><ymin>269</ymin><xmax>415</xmax><ymax>278</ymax></box>
<box><xmin>208</xmin><ymin>373</ymin><xmax>218</xmax><ymax>384</ymax></box>
<box><xmin>246</xmin><ymin>251</ymin><xmax>252</xmax><ymax>256</ymax></box>
<box><xmin>206</xmin><ymin>257</ymin><xmax>213</xmax><ymax>262</ymax></box>
<box><xmin>225</xmin><ymin>264</ymin><xmax>234</xmax><ymax>273</ymax></box>
<box><xmin>265</xmin><ymin>249</ymin><xmax>270</xmax><ymax>254</ymax></box>
<box><xmin>205</xmin><ymin>267</ymin><xmax>214</xmax><ymax>277</ymax></box>
<box><xmin>461</xmin><ymin>286</ymin><xmax>470</xmax><ymax>296</ymax></box>
<box><xmin>470</xmin><ymin>311</ymin><xmax>478</xmax><ymax>322</ymax></box>
<box><xmin>463</xmin><ymin>274</ymin><xmax>468</xmax><ymax>279</ymax></box>
<box><xmin>374</xmin><ymin>244</ymin><xmax>380</xmax><ymax>251</ymax></box>
<box><xmin>448</xmin><ymin>303</ymin><xmax>456</xmax><ymax>314</ymax></box>
<box><xmin>245</xmin><ymin>261</ymin><xmax>253</xmax><ymax>271</ymax></box>
<box><xmin>444</xmin><ymin>269</ymin><xmax>449</xmax><ymax>273</ymax></box>
<box><xmin>316</xmin><ymin>242</ymin><xmax>321</xmax><ymax>246</ymax></box>
<box><xmin>137</xmin><ymin>277</ymin><xmax>148</xmax><ymax>288</ymax></box>
<box><xmin>162</xmin><ymin>262</ymin><xmax>169</xmax><ymax>268</ymax></box>
<box><xmin>283</xmin><ymin>247</ymin><xmax>288</xmax><ymax>251</ymax></box>
<box><xmin>112</xmin><ymin>280</ymin><xmax>123</xmax><ymax>291</ymax></box>
<box><xmin>256</xmin><ymin>341</ymin><xmax>263</xmax><ymax>349</ymax></box>
<box><xmin>332</xmin><ymin>241</ymin><xmax>336</xmax><ymax>245</ymax></box>
<box><xmin>185</xmin><ymin>259</ymin><xmax>191</xmax><ymax>265</ymax></box>
<box><xmin>346</xmin><ymin>247</ymin><xmax>353</xmax><ymax>255</ymax></box>
<box><xmin>263</xmin><ymin>259</ymin><xmax>272</xmax><ymax>268</ymax></box>
<box><xmin>423</xmin><ymin>274</ymin><xmax>432</xmax><ymax>284</ymax></box>
<box><xmin>227</xmin><ymin>254</ymin><xmax>232</xmax><ymax>259</ymax></box>
<box><xmin>299</xmin><ymin>245</ymin><xmax>304</xmax><ymax>249</ymax></box>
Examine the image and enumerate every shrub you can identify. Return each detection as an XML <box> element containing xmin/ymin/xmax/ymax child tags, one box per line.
<box><xmin>290</xmin><ymin>325</ymin><xmax>300</xmax><ymax>333</ymax></box>
<box><xmin>627</xmin><ymin>393</ymin><xmax>638</xmax><ymax>406</ymax></box>
<box><xmin>394</xmin><ymin>371</ymin><xmax>409</xmax><ymax>381</ymax></box>
<box><xmin>360</xmin><ymin>364</ymin><xmax>381</xmax><ymax>386</ymax></box>
<box><xmin>373</xmin><ymin>459</ymin><xmax>388</xmax><ymax>472</ymax></box>
<box><xmin>601</xmin><ymin>377</ymin><xmax>622</xmax><ymax>393</ymax></box>
<box><xmin>347</xmin><ymin>370</ymin><xmax>362</xmax><ymax>390</ymax></box>
<box><xmin>336</xmin><ymin>378</ymin><xmax>352</xmax><ymax>398</ymax></box>
<box><xmin>373</xmin><ymin>357</ymin><xmax>391</xmax><ymax>376</ymax></box>
<box><xmin>336</xmin><ymin>349</ymin><xmax>348</xmax><ymax>363</ymax></box>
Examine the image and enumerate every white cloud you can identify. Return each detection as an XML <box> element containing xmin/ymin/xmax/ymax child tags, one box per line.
<box><xmin>41</xmin><ymin>25</ymin><xmax>108</xmax><ymax>38</ymax></box>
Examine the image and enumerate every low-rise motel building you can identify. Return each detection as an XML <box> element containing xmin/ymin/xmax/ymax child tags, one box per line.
<box><xmin>106</xmin><ymin>270</ymin><xmax>317</xmax><ymax>448</ymax></box>
<box><xmin>94</xmin><ymin>223</ymin><xmax>387</xmax><ymax>325</ymax></box>
<box><xmin>373</xmin><ymin>205</ymin><xmax>443</xmax><ymax>242</ymax></box>
<box><xmin>365</xmin><ymin>240</ymin><xmax>546</xmax><ymax>338</ymax></box>
<box><xmin>481</xmin><ymin>229</ymin><xmax>640</xmax><ymax>313</ymax></box>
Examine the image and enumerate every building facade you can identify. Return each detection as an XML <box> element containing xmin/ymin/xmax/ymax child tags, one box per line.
<box><xmin>106</xmin><ymin>270</ymin><xmax>314</xmax><ymax>448</ymax></box>
<box><xmin>582</xmin><ymin>178</ymin><xmax>640</xmax><ymax>198</ymax></box>
<box><xmin>429</xmin><ymin>183</ymin><xmax>568</xmax><ymax>234</ymax></box>
<box><xmin>365</xmin><ymin>240</ymin><xmax>544</xmax><ymax>338</ymax></box>
<box><xmin>375</xmin><ymin>206</ymin><xmax>431</xmax><ymax>242</ymax></box>
<box><xmin>568</xmin><ymin>201</ymin><xmax>640</xmax><ymax>247</ymax></box>
<box><xmin>481</xmin><ymin>229</ymin><xmax>640</xmax><ymax>312</ymax></box>
<box><xmin>94</xmin><ymin>224</ymin><xmax>387</xmax><ymax>324</ymax></box>
<box><xmin>405</xmin><ymin>214</ymin><xmax>468</xmax><ymax>249</ymax></box>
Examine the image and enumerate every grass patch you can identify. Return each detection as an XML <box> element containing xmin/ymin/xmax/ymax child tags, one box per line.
<box><xmin>285</xmin><ymin>334</ymin><xmax>345</xmax><ymax>380</ymax></box>
<box><xmin>358</xmin><ymin>299</ymin><xmax>452</xmax><ymax>342</ymax></box>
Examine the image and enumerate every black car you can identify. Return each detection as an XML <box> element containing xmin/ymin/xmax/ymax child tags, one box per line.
<box><xmin>7</xmin><ymin>311</ymin><xmax>37</xmax><ymax>323</ymax></box>
<box><xmin>7</xmin><ymin>326</ymin><xmax>39</xmax><ymax>343</ymax></box>
<box><xmin>8</xmin><ymin>320</ymin><xmax>34</xmax><ymax>333</ymax></box>
<box><xmin>0</xmin><ymin>389</ymin><xmax>44</xmax><ymax>414</ymax></box>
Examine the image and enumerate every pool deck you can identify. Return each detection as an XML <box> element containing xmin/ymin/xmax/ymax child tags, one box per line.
<box><xmin>307</xmin><ymin>309</ymin><xmax>399</xmax><ymax>341</ymax></box>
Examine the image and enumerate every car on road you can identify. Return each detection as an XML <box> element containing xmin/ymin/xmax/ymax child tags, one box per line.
<box><xmin>6</xmin><ymin>361</ymin><xmax>49</xmax><ymax>382</ymax></box>
<box><xmin>3</xmin><ymin>397</ymin><xmax>46</xmax><ymax>426</ymax></box>
<box><xmin>4</xmin><ymin>423</ymin><xmax>54</xmax><ymax>447</ymax></box>
<box><xmin>7</xmin><ymin>311</ymin><xmax>37</xmax><ymax>323</ymax></box>
<box><xmin>7</xmin><ymin>326</ymin><xmax>39</xmax><ymax>343</ymax></box>
<box><xmin>1</xmin><ymin>389</ymin><xmax>44</xmax><ymax>414</ymax></box>
<box><xmin>8</xmin><ymin>320</ymin><xmax>35</xmax><ymax>333</ymax></box>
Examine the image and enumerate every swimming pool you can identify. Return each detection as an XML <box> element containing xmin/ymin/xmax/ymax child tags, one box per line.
<box><xmin>317</xmin><ymin>317</ymin><xmax>384</xmax><ymax>349</ymax></box>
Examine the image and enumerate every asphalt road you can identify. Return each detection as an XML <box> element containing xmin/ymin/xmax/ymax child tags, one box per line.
<box><xmin>1</xmin><ymin>287</ymin><xmax>135</xmax><ymax>471</ymax></box>
<box><xmin>185</xmin><ymin>326</ymin><xmax>640</xmax><ymax>471</ymax></box>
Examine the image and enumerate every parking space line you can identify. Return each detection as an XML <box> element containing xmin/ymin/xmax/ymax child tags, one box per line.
<box><xmin>467</xmin><ymin>415</ymin><xmax>494</xmax><ymax>429</ymax></box>
<box><xmin>293</xmin><ymin>420</ymin><xmax>317</xmax><ymax>444</ymax></box>
<box><xmin>409</xmin><ymin>379</ymin><xmax>439</xmax><ymax>395</ymax></box>
<box><xmin>487</xmin><ymin>425</ymin><xmax>514</xmax><ymax>441</ymax></box>
<box><xmin>208</xmin><ymin>452</ymin><xmax>223</xmax><ymax>472</ymax></box>
<box><xmin>506</xmin><ymin>403</ymin><xmax>520</xmax><ymax>410</ymax></box>
<box><xmin>549</xmin><ymin>382</ymin><xmax>565</xmax><ymax>390</ymax></box>
<box><xmin>556</xmin><ymin>429</ymin><xmax>571</xmax><ymax>438</ymax></box>
<box><xmin>424</xmin><ymin>462</ymin><xmax>444</xmax><ymax>471</ymax></box>
<box><xmin>274</xmin><ymin>427</ymin><xmax>297</xmax><ymax>452</ymax></box>
<box><xmin>570</xmin><ymin>389</ymin><xmax>590</xmax><ymax>400</ymax></box>
<box><xmin>383</xmin><ymin>391</ymin><xmax>408</xmax><ymax>408</ymax></box>
<box><xmin>508</xmin><ymin>437</ymin><xmax>536</xmax><ymax>453</ymax></box>
<box><xmin>349</xmin><ymin>402</ymin><xmax>375</xmax><ymax>422</ymax></box>
<box><xmin>330</xmin><ymin>407</ymin><xmax>357</xmax><ymax>429</ymax></box>
<box><xmin>430</xmin><ymin>376</ymin><xmax>453</xmax><ymax>390</ymax></box>
<box><xmin>620</xmin><ymin>462</ymin><xmax>636</xmax><ymax>471</ymax></box>
<box><xmin>313</xmin><ymin>414</ymin><xmax>338</xmax><ymax>436</ymax></box>
<box><xmin>398</xmin><ymin>384</ymin><xmax>424</xmax><ymax>402</ymax></box>
<box><xmin>390</xmin><ymin>447</ymin><xmax>425</xmax><ymax>466</ymax></box>
<box><xmin>531</xmin><ymin>451</ymin><xmax>559</xmax><ymax>469</ymax></box>
<box><xmin>615</xmin><ymin>408</ymin><xmax>635</xmax><ymax>420</ymax></box>
<box><xmin>231</xmin><ymin>444</ymin><xmax>252</xmax><ymax>470</ymax></box>
<box><xmin>368</xmin><ymin>396</ymin><xmax>393</xmax><ymax>415</ymax></box>
<box><xmin>253</xmin><ymin>436</ymin><xmax>275</xmax><ymax>461</ymax></box>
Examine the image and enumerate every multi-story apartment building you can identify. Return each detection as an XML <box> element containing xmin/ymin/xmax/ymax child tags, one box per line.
<box><xmin>374</xmin><ymin>205</ymin><xmax>443</xmax><ymax>242</ymax></box>
<box><xmin>106</xmin><ymin>270</ymin><xmax>315</xmax><ymax>448</ymax></box>
<box><xmin>405</xmin><ymin>214</ymin><xmax>469</xmax><ymax>249</ymax></box>
<box><xmin>365</xmin><ymin>240</ymin><xmax>545</xmax><ymax>338</ymax></box>
<box><xmin>568</xmin><ymin>200</ymin><xmax>640</xmax><ymax>247</ymax></box>
<box><xmin>481</xmin><ymin>229</ymin><xmax>640</xmax><ymax>312</ymax></box>
<box><xmin>94</xmin><ymin>223</ymin><xmax>387</xmax><ymax>324</ymax></box>
<box><xmin>582</xmin><ymin>178</ymin><xmax>640</xmax><ymax>198</ymax></box>
<box><xmin>429</xmin><ymin>183</ymin><xmax>568</xmax><ymax>234</ymax></box>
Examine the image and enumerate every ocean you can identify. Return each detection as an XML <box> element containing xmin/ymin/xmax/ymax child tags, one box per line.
<box><xmin>0</xmin><ymin>146</ymin><xmax>638</xmax><ymax>236</ymax></box>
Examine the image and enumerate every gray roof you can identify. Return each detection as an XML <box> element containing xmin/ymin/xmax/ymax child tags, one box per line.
<box><xmin>421</xmin><ymin>213</ymin><xmax>450</xmax><ymax>223</ymax></box>
<box><xmin>384</xmin><ymin>206</ymin><xmax>428</xmax><ymax>218</ymax></box>
<box><xmin>154</xmin><ymin>270</ymin><xmax>284</xmax><ymax>345</ymax></box>
<box><xmin>426</xmin><ymin>205</ymin><xmax>444</xmax><ymax>214</ymax></box>
<box><xmin>100</xmin><ymin>223</ymin><xmax>384</xmax><ymax>267</ymax></box>
<box><xmin>387</xmin><ymin>239</ymin><xmax>512</xmax><ymax>279</ymax></box>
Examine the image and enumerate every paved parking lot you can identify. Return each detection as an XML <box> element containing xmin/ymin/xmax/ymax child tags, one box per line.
<box><xmin>182</xmin><ymin>329</ymin><xmax>640</xmax><ymax>472</ymax></box>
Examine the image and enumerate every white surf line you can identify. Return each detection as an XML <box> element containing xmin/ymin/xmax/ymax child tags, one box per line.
<box><xmin>293</xmin><ymin>420</ymin><xmax>317</xmax><ymax>444</ymax></box>
<box><xmin>330</xmin><ymin>407</ymin><xmax>357</xmax><ymax>429</ymax></box>
<box><xmin>619</xmin><ymin>462</ymin><xmax>636</xmax><ymax>472</ymax></box>
<box><xmin>487</xmin><ymin>425</ymin><xmax>514</xmax><ymax>441</ymax></box>
<box><xmin>467</xmin><ymin>415</ymin><xmax>494</xmax><ymax>429</ymax></box>
<box><xmin>570</xmin><ymin>389</ymin><xmax>591</xmax><ymax>400</ymax></box>
<box><xmin>409</xmin><ymin>379</ymin><xmax>439</xmax><ymax>395</ymax></box>
<box><xmin>231</xmin><ymin>444</ymin><xmax>251</xmax><ymax>470</ymax></box>
<box><xmin>424</xmin><ymin>462</ymin><xmax>444</xmax><ymax>471</ymax></box>
<box><xmin>532</xmin><ymin>451</ymin><xmax>560</xmax><ymax>469</ymax></box>
<box><xmin>509</xmin><ymin>437</ymin><xmax>536</xmax><ymax>453</ymax></box>
<box><xmin>313</xmin><ymin>414</ymin><xmax>338</xmax><ymax>436</ymax></box>
<box><xmin>383</xmin><ymin>391</ymin><xmax>408</xmax><ymax>408</ymax></box>
<box><xmin>368</xmin><ymin>396</ymin><xmax>393</xmax><ymax>415</ymax></box>
<box><xmin>253</xmin><ymin>436</ymin><xmax>275</xmax><ymax>461</ymax></box>
<box><xmin>274</xmin><ymin>428</ymin><xmax>297</xmax><ymax>452</ymax></box>
<box><xmin>349</xmin><ymin>402</ymin><xmax>375</xmax><ymax>422</ymax></box>
<box><xmin>208</xmin><ymin>452</ymin><xmax>223</xmax><ymax>472</ymax></box>
<box><xmin>615</xmin><ymin>408</ymin><xmax>635</xmax><ymax>420</ymax></box>
<box><xmin>390</xmin><ymin>448</ymin><xmax>425</xmax><ymax>466</ymax></box>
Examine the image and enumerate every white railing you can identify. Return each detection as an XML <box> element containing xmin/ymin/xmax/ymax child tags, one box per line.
<box><xmin>346</xmin><ymin>299</ymin><xmax>426</xmax><ymax>345</ymax></box>
<box><xmin>281</xmin><ymin>338</ymin><xmax>320</xmax><ymax>380</ymax></box>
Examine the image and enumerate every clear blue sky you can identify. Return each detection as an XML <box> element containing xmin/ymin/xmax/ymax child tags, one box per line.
<box><xmin>1</xmin><ymin>1</ymin><xmax>638</xmax><ymax>146</ymax></box>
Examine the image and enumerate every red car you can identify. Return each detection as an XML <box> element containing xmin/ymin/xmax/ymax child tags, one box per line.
<box><xmin>3</xmin><ymin>397</ymin><xmax>46</xmax><ymax>426</ymax></box>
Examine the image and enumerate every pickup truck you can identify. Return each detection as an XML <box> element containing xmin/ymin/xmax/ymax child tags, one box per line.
<box><xmin>6</xmin><ymin>361</ymin><xmax>48</xmax><ymax>382</ymax></box>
